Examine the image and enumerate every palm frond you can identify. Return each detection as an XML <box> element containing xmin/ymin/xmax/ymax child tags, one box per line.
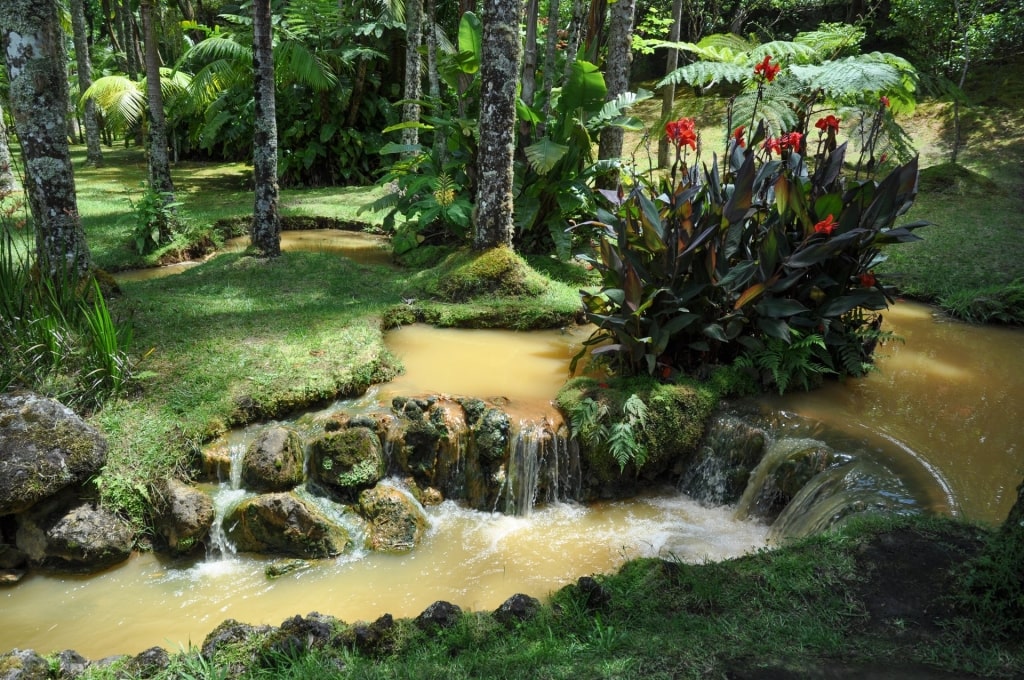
<box><xmin>275</xmin><ymin>40</ymin><xmax>338</xmax><ymax>91</ymax></box>
<box><xmin>81</xmin><ymin>75</ymin><xmax>145</xmax><ymax>130</ymax></box>
<box><xmin>182</xmin><ymin>33</ymin><xmax>252</xmax><ymax>65</ymax></box>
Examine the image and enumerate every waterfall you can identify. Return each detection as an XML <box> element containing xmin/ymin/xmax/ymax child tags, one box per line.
<box><xmin>496</xmin><ymin>421</ymin><xmax>580</xmax><ymax>516</ymax></box>
<box><xmin>206</xmin><ymin>442</ymin><xmax>250</xmax><ymax>559</ymax></box>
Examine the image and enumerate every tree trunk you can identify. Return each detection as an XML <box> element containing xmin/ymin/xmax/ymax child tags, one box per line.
<box><xmin>122</xmin><ymin>0</ymin><xmax>142</xmax><ymax>79</ymax></box>
<box><xmin>538</xmin><ymin>0</ymin><xmax>560</xmax><ymax>130</ymax></box>
<box><xmin>1</xmin><ymin>0</ymin><xmax>93</xmax><ymax>279</ymax></box>
<box><xmin>596</xmin><ymin>0</ymin><xmax>635</xmax><ymax>186</ymax></box>
<box><xmin>519</xmin><ymin>0</ymin><xmax>539</xmax><ymax>145</ymax></box>
<box><xmin>401</xmin><ymin>0</ymin><xmax>423</xmax><ymax>151</ymax></box>
<box><xmin>251</xmin><ymin>0</ymin><xmax>281</xmax><ymax>258</ymax></box>
<box><xmin>0</xmin><ymin>103</ymin><xmax>16</xmax><ymax>192</ymax></box>
<box><xmin>140</xmin><ymin>0</ymin><xmax>177</xmax><ymax>222</ymax></box>
<box><xmin>657</xmin><ymin>0</ymin><xmax>683</xmax><ymax>169</ymax></box>
<box><xmin>474</xmin><ymin>0</ymin><xmax>521</xmax><ymax>251</ymax></box>
<box><xmin>71</xmin><ymin>0</ymin><xmax>105</xmax><ymax>166</ymax></box>
<box><xmin>562</xmin><ymin>0</ymin><xmax>587</xmax><ymax>81</ymax></box>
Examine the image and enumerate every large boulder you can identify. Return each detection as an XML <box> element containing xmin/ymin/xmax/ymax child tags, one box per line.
<box><xmin>0</xmin><ymin>392</ymin><xmax>108</xmax><ymax>516</ymax></box>
<box><xmin>151</xmin><ymin>478</ymin><xmax>215</xmax><ymax>555</ymax></box>
<box><xmin>308</xmin><ymin>427</ymin><xmax>386</xmax><ymax>502</ymax></box>
<box><xmin>15</xmin><ymin>491</ymin><xmax>133</xmax><ymax>573</ymax></box>
<box><xmin>224</xmin><ymin>492</ymin><xmax>350</xmax><ymax>558</ymax></box>
<box><xmin>241</xmin><ymin>426</ymin><xmax>305</xmax><ymax>492</ymax></box>
<box><xmin>358</xmin><ymin>484</ymin><xmax>428</xmax><ymax>552</ymax></box>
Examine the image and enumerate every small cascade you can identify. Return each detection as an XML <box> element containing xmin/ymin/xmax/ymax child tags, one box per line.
<box><xmin>497</xmin><ymin>421</ymin><xmax>580</xmax><ymax>516</ymax></box>
<box><xmin>733</xmin><ymin>437</ymin><xmax>843</xmax><ymax>523</ymax></box>
<box><xmin>767</xmin><ymin>458</ymin><xmax>921</xmax><ymax>542</ymax></box>
<box><xmin>206</xmin><ymin>442</ymin><xmax>251</xmax><ymax>559</ymax></box>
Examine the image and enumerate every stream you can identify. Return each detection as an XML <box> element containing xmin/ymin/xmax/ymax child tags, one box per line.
<box><xmin>4</xmin><ymin>231</ymin><xmax>1022</xmax><ymax>658</ymax></box>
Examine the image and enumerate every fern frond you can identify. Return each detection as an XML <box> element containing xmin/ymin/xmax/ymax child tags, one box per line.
<box><xmin>658</xmin><ymin>61</ymin><xmax>749</xmax><ymax>88</ymax></box>
<box><xmin>622</xmin><ymin>393</ymin><xmax>648</xmax><ymax>428</ymax></box>
<box><xmin>607</xmin><ymin>422</ymin><xmax>645</xmax><ymax>471</ymax></box>
<box><xmin>693</xmin><ymin>33</ymin><xmax>757</xmax><ymax>54</ymax></box>
<box><xmin>789</xmin><ymin>57</ymin><xmax>904</xmax><ymax>101</ymax></box>
<box><xmin>794</xmin><ymin>24</ymin><xmax>865</xmax><ymax>57</ymax></box>
<box><xmin>749</xmin><ymin>40</ymin><xmax>819</xmax><ymax>66</ymax></box>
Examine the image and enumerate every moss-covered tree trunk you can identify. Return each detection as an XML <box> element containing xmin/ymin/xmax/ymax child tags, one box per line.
<box><xmin>473</xmin><ymin>0</ymin><xmax>521</xmax><ymax>251</ymax></box>
<box><xmin>71</xmin><ymin>0</ymin><xmax>104</xmax><ymax>167</ymax></box>
<box><xmin>0</xmin><ymin>102</ymin><xmax>15</xmax><ymax>192</ymax></box>
<box><xmin>2</xmin><ymin>0</ymin><xmax>93</xmax><ymax>279</ymax></box>
<box><xmin>596</xmin><ymin>0</ymin><xmax>635</xmax><ymax>187</ymax></box>
<box><xmin>401</xmin><ymin>0</ymin><xmax>423</xmax><ymax>151</ymax></box>
<box><xmin>140</xmin><ymin>0</ymin><xmax>176</xmax><ymax>230</ymax></box>
<box><xmin>251</xmin><ymin>0</ymin><xmax>280</xmax><ymax>258</ymax></box>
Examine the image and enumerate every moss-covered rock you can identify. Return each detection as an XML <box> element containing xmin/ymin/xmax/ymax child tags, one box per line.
<box><xmin>224</xmin><ymin>492</ymin><xmax>351</xmax><ymax>558</ymax></box>
<box><xmin>0</xmin><ymin>392</ymin><xmax>108</xmax><ymax>516</ymax></box>
<box><xmin>432</xmin><ymin>247</ymin><xmax>549</xmax><ymax>302</ymax></box>
<box><xmin>358</xmin><ymin>484</ymin><xmax>428</xmax><ymax>552</ymax></box>
<box><xmin>308</xmin><ymin>427</ymin><xmax>386</xmax><ymax>502</ymax></box>
<box><xmin>151</xmin><ymin>477</ymin><xmax>215</xmax><ymax>556</ymax></box>
<box><xmin>0</xmin><ymin>648</ymin><xmax>49</xmax><ymax>680</ymax></box>
<box><xmin>241</xmin><ymin>426</ymin><xmax>305</xmax><ymax>492</ymax></box>
<box><xmin>555</xmin><ymin>376</ymin><xmax>718</xmax><ymax>497</ymax></box>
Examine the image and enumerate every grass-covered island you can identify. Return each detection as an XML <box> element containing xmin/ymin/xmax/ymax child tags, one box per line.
<box><xmin>2</xmin><ymin>34</ymin><xmax>1023</xmax><ymax>680</ymax></box>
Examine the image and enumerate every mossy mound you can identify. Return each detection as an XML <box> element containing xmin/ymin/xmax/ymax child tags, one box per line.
<box><xmin>432</xmin><ymin>247</ymin><xmax>549</xmax><ymax>302</ymax></box>
<box><xmin>917</xmin><ymin>162</ymin><xmax>1003</xmax><ymax>196</ymax></box>
<box><xmin>556</xmin><ymin>376</ymin><xmax>718</xmax><ymax>484</ymax></box>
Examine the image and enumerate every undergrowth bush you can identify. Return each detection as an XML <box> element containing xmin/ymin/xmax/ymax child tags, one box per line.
<box><xmin>1</xmin><ymin>198</ymin><xmax>135</xmax><ymax>411</ymax></box>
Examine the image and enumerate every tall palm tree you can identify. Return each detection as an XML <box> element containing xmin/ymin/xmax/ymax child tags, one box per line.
<box><xmin>71</xmin><ymin>0</ymin><xmax>105</xmax><ymax>166</ymax></box>
<box><xmin>140</xmin><ymin>0</ymin><xmax>177</xmax><ymax>232</ymax></box>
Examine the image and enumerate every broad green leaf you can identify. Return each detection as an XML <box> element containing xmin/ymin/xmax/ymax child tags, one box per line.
<box><xmin>524</xmin><ymin>137</ymin><xmax>569</xmax><ymax>175</ymax></box>
<box><xmin>561</xmin><ymin>61</ymin><xmax>607</xmax><ymax>114</ymax></box>
<box><xmin>457</xmin><ymin>12</ymin><xmax>483</xmax><ymax>74</ymax></box>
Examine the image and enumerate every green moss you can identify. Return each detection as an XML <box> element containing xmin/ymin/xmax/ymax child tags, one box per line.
<box><xmin>432</xmin><ymin>246</ymin><xmax>549</xmax><ymax>302</ymax></box>
<box><xmin>556</xmin><ymin>376</ymin><xmax>718</xmax><ymax>479</ymax></box>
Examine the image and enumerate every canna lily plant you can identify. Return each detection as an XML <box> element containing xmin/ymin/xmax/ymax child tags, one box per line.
<box><xmin>573</xmin><ymin>56</ymin><xmax>928</xmax><ymax>390</ymax></box>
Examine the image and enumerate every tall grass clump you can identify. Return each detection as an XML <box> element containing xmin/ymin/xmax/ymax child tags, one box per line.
<box><xmin>0</xmin><ymin>194</ymin><xmax>135</xmax><ymax>411</ymax></box>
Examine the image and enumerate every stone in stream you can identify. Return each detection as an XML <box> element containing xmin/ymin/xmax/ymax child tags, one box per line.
<box><xmin>0</xmin><ymin>392</ymin><xmax>108</xmax><ymax>516</ymax></box>
<box><xmin>414</xmin><ymin>600</ymin><xmax>462</xmax><ymax>631</ymax></box>
<box><xmin>14</xmin><ymin>490</ymin><xmax>133</xmax><ymax>573</ymax></box>
<box><xmin>357</xmin><ymin>484</ymin><xmax>428</xmax><ymax>552</ymax></box>
<box><xmin>307</xmin><ymin>426</ymin><xmax>386</xmax><ymax>502</ymax></box>
<box><xmin>494</xmin><ymin>593</ymin><xmax>542</xmax><ymax>626</ymax></box>
<box><xmin>224</xmin><ymin>492</ymin><xmax>351</xmax><ymax>558</ymax></box>
<box><xmin>241</xmin><ymin>425</ymin><xmax>305</xmax><ymax>492</ymax></box>
<box><xmin>151</xmin><ymin>477</ymin><xmax>214</xmax><ymax>555</ymax></box>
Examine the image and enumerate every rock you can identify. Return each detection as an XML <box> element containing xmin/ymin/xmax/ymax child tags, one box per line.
<box><xmin>151</xmin><ymin>478</ymin><xmax>214</xmax><ymax>555</ymax></box>
<box><xmin>347</xmin><ymin>613</ymin><xmax>394</xmax><ymax>657</ymax></box>
<box><xmin>201</xmin><ymin>619</ymin><xmax>272</xmax><ymax>661</ymax></box>
<box><xmin>0</xmin><ymin>542</ymin><xmax>27</xmax><ymax>570</ymax></box>
<box><xmin>735</xmin><ymin>438</ymin><xmax>846</xmax><ymax>523</ymax></box>
<box><xmin>265</xmin><ymin>558</ymin><xmax>311</xmax><ymax>579</ymax></box>
<box><xmin>575</xmin><ymin>575</ymin><xmax>611</xmax><ymax>612</ymax></box>
<box><xmin>53</xmin><ymin>649</ymin><xmax>89</xmax><ymax>679</ymax></box>
<box><xmin>0</xmin><ymin>393</ymin><xmax>108</xmax><ymax>516</ymax></box>
<box><xmin>125</xmin><ymin>647</ymin><xmax>169</xmax><ymax>678</ymax></box>
<box><xmin>15</xmin><ymin>491</ymin><xmax>132</xmax><ymax>573</ymax></box>
<box><xmin>241</xmin><ymin>426</ymin><xmax>305</xmax><ymax>492</ymax></box>
<box><xmin>358</xmin><ymin>484</ymin><xmax>428</xmax><ymax>552</ymax></box>
<box><xmin>415</xmin><ymin>600</ymin><xmax>462</xmax><ymax>632</ymax></box>
<box><xmin>308</xmin><ymin>427</ymin><xmax>386</xmax><ymax>502</ymax></box>
<box><xmin>261</xmin><ymin>613</ymin><xmax>339</xmax><ymax>660</ymax></box>
<box><xmin>493</xmin><ymin>593</ymin><xmax>541</xmax><ymax>626</ymax></box>
<box><xmin>224</xmin><ymin>492</ymin><xmax>350</xmax><ymax>558</ymax></box>
<box><xmin>0</xmin><ymin>648</ymin><xmax>49</xmax><ymax>680</ymax></box>
<box><xmin>679</xmin><ymin>413</ymin><xmax>768</xmax><ymax>506</ymax></box>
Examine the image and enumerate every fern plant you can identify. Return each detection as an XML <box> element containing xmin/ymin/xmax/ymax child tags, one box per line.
<box><xmin>564</xmin><ymin>391</ymin><xmax>650</xmax><ymax>471</ymax></box>
<box><xmin>735</xmin><ymin>331</ymin><xmax>833</xmax><ymax>394</ymax></box>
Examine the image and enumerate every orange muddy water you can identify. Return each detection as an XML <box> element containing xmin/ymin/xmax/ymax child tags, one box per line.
<box><xmin>1</xmin><ymin>301</ymin><xmax>1021</xmax><ymax>658</ymax></box>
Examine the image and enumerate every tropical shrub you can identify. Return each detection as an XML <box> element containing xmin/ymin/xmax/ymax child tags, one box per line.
<box><xmin>573</xmin><ymin>52</ymin><xmax>926</xmax><ymax>392</ymax></box>
<box><xmin>1</xmin><ymin>197</ymin><xmax>135</xmax><ymax>410</ymax></box>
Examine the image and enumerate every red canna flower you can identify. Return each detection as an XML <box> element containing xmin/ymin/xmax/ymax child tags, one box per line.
<box><xmin>780</xmin><ymin>131</ymin><xmax>803</xmax><ymax>151</ymax></box>
<box><xmin>754</xmin><ymin>55</ymin><xmax>781</xmax><ymax>82</ymax></box>
<box><xmin>763</xmin><ymin>136</ymin><xmax>782</xmax><ymax>155</ymax></box>
<box><xmin>666</xmin><ymin>117</ymin><xmax>698</xmax><ymax>151</ymax></box>
<box><xmin>814</xmin><ymin>215</ymin><xmax>836</xmax><ymax>235</ymax></box>
<box><xmin>732</xmin><ymin>125</ymin><xmax>746</xmax><ymax>148</ymax></box>
<box><xmin>814</xmin><ymin>115</ymin><xmax>840</xmax><ymax>133</ymax></box>
<box><xmin>859</xmin><ymin>272</ymin><xmax>877</xmax><ymax>287</ymax></box>
<box><xmin>880</xmin><ymin>95</ymin><xmax>891</xmax><ymax>108</ymax></box>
